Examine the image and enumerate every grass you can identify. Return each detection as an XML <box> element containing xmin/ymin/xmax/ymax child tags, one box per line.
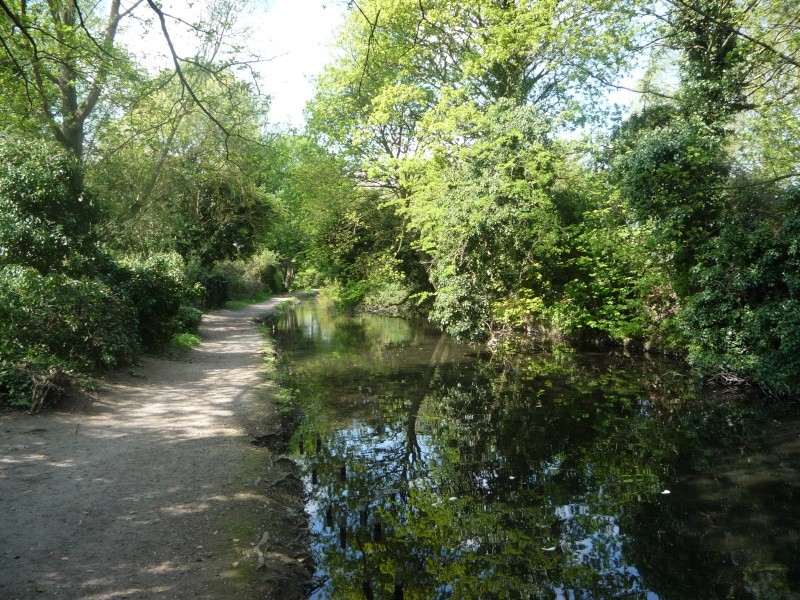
<box><xmin>169</xmin><ymin>332</ymin><xmax>202</xmax><ymax>351</ymax></box>
<box><xmin>224</xmin><ymin>292</ymin><xmax>271</xmax><ymax>309</ymax></box>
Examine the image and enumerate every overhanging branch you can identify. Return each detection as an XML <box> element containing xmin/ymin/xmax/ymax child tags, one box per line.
<box><xmin>144</xmin><ymin>0</ymin><xmax>233</xmax><ymax>150</ymax></box>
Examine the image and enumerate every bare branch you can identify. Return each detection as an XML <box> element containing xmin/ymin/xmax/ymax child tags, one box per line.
<box><xmin>120</xmin><ymin>0</ymin><xmax>146</xmax><ymax>20</ymax></box>
<box><xmin>78</xmin><ymin>0</ymin><xmax>124</xmax><ymax>121</ymax></box>
<box><xmin>349</xmin><ymin>1</ymin><xmax>381</xmax><ymax>97</ymax></box>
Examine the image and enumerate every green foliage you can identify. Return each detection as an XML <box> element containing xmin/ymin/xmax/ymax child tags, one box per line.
<box><xmin>406</xmin><ymin>101</ymin><xmax>563</xmax><ymax>339</ymax></box>
<box><xmin>169</xmin><ymin>332</ymin><xmax>202</xmax><ymax>352</ymax></box>
<box><xmin>317</xmin><ymin>280</ymin><xmax>371</xmax><ymax>314</ymax></box>
<box><xmin>105</xmin><ymin>254</ymin><xmax>200</xmax><ymax>351</ymax></box>
<box><xmin>0</xmin><ymin>266</ymin><xmax>140</xmax><ymax>372</ymax></box>
<box><xmin>293</xmin><ymin>268</ymin><xmax>323</xmax><ymax>290</ymax></box>
<box><xmin>90</xmin><ymin>66</ymin><xmax>273</xmax><ymax>269</ymax></box>
<box><xmin>557</xmin><ymin>185</ymin><xmax>681</xmax><ymax>347</ymax></box>
<box><xmin>0</xmin><ymin>362</ymin><xmax>33</xmax><ymax>408</ymax></box>
<box><xmin>0</xmin><ymin>136</ymin><xmax>97</xmax><ymax>273</ymax></box>
<box><xmin>681</xmin><ymin>187</ymin><xmax>800</xmax><ymax>394</ymax></box>
<box><xmin>212</xmin><ymin>248</ymin><xmax>286</xmax><ymax>301</ymax></box>
<box><xmin>173</xmin><ymin>170</ymin><xmax>270</xmax><ymax>269</ymax></box>
<box><xmin>196</xmin><ymin>272</ymin><xmax>230</xmax><ymax>309</ymax></box>
<box><xmin>615</xmin><ymin>121</ymin><xmax>727</xmax><ymax>287</ymax></box>
<box><xmin>176</xmin><ymin>305</ymin><xmax>203</xmax><ymax>333</ymax></box>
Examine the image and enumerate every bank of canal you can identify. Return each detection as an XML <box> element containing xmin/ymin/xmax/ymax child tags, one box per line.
<box><xmin>273</xmin><ymin>300</ymin><xmax>800</xmax><ymax>599</ymax></box>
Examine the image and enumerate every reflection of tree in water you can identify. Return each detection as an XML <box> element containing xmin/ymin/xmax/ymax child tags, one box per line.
<box><xmin>629</xmin><ymin>404</ymin><xmax>800</xmax><ymax>600</ymax></box>
<box><xmin>279</xmin><ymin>304</ymin><xmax>800</xmax><ymax>599</ymax></box>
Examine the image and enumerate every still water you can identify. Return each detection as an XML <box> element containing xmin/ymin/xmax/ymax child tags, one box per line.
<box><xmin>272</xmin><ymin>301</ymin><xmax>800</xmax><ymax>600</ymax></box>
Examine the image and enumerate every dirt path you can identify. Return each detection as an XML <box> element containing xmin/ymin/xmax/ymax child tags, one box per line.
<box><xmin>0</xmin><ymin>297</ymin><xmax>310</xmax><ymax>600</ymax></box>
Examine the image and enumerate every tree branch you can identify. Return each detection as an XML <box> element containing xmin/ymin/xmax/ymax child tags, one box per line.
<box><xmin>0</xmin><ymin>0</ymin><xmax>40</xmax><ymax>53</ymax></box>
<box><xmin>145</xmin><ymin>0</ymin><xmax>232</xmax><ymax>151</ymax></box>
<box><xmin>349</xmin><ymin>1</ymin><xmax>381</xmax><ymax>98</ymax></box>
<box><xmin>0</xmin><ymin>32</ymin><xmax>36</xmax><ymax>108</ymax></box>
<box><xmin>726</xmin><ymin>171</ymin><xmax>800</xmax><ymax>189</ymax></box>
<box><xmin>71</xmin><ymin>0</ymin><xmax>115</xmax><ymax>59</ymax></box>
<box><xmin>667</xmin><ymin>0</ymin><xmax>800</xmax><ymax>69</ymax></box>
<box><xmin>78</xmin><ymin>0</ymin><xmax>123</xmax><ymax>121</ymax></box>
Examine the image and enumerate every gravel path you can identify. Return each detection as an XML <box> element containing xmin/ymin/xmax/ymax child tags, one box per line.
<box><xmin>0</xmin><ymin>296</ymin><xmax>309</xmax><ymax>599</ymax></box>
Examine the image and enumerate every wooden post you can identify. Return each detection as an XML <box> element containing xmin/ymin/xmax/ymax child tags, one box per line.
<box><xmin>339</xmin><ymin>515</ymin><xmax>347</xmax><ymax>549</ymax></box>
<box><xmin>298</xmin><ymin>432</ymin><xmax>304</xmax><ymax>454</ymax></box>
<box><xmin>394</xmin><ymin>568</ymin><xmax>404</xmax><ymax>600</ymax></box>
<box><xmin>316</xmin><ymin>433</ymin><xmax>322</xmax><ymax>453</ymax></box>
<box><xmin>372</xmin><ymin>511</ymin><xmax>382</xmax><ymax>542</ymax></box>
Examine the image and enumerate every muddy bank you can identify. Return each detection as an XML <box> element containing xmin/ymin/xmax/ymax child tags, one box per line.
<box><xmin>0</xmin><ymin>296</ymin><xmax>311</xmax><ymax>599</ymax></box>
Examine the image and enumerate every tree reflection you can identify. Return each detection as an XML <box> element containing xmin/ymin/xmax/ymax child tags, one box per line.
<box><xmin>275</xmin><ymin>302</ymin><xmax>800</xmax><ymax>599</ymax></box>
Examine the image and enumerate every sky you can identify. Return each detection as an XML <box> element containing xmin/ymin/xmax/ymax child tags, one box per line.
<box><xmin>119</xmin><ymin>0</ymin><xmax>346</xmax><ymax>130</ymax></box>
<box><xmin>249</xmin><ymin>0</ymin><xmax>347</xmax><ymax>128</ymax></box>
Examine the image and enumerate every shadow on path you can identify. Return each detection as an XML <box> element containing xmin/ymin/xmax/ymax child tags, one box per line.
<box><xmin>0</xmin><ymin>296</ymin><xmax>308</xmax><ymax>599</ymax></box>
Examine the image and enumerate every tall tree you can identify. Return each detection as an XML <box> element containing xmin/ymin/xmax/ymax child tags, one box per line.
<box><xmin>0</xmin><ymin>0</ymin><xmax>258</xmax><ymax>162</ymax></box>
<box><xmin>91</xmin><ymin>65</ymin><xmax>271</xmax><ymax>267</ymax></box>
<box><xmin>0</xmin><ymin>0</ymin><xmax>132</xmax><ymax>160</ymax></box>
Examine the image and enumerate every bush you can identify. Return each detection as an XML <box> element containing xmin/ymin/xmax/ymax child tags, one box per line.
<box><xmin>175</xmin><ymin>305</ymin><xmax>203</xmax><ymax>333</ymax></box>
<box><xmin>210</xmin><ymin>248</ymin><xmax>285</xmax><ymax>301</ymax></box>
<box><xmin>0</xmin><ymin>135</ymin><xmax>97</xmax><ymax>274</ymax></box>
<box><xmin>212</xmin><ymin>261</ymin><xmax>263</xmax><ymax>300</ymax></box>
<box><xmin>317</xmin><ymin>280</ymin><xmax>369</xmax><ymax>314</ymax></box>
<box><xmin>197</xmin><ymin>272</ymin><xmax>229</xmax><ymax>309</ymax></box>
<box><xmin>681</xmin><ymin>190</ymin><xmax>800</xmax><ymax>395</ymax></box>
<box><xmin>104</xmin><ymin>253</ymin><xmax>199</xmax><ymax>350</ymax></box>
<box><xmin>293</xmin><ymin>268</ymin><xmax>322</xmax><ymax>290</ymax></box>
<box><xmin>0</xmin><ymin>265</ymin><xmax>140</xmax><ymax>371</ymax></box>
<box><xmin>0</xmin><ymin>362</ymin><xmax>33</xmax><ymax>408</ymax></box>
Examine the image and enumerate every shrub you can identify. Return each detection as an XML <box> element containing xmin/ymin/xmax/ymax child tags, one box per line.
<box><xmin>681</xmin><ymin>190</ymin><xmax>800</xmax><ymax>395</ymax></box>
<box><xmin>0</xmin><ymin>362</ymin><xmax>33</xmax><ymax>408</ymax></box>
<box><xmin>0</xmin><ymin>135</ymin><xmax>97</xmax><ymax>273</ymax></box>
<box><xmin>212</xmin><ymin>261</ymin><xmax>262</xmax><ymax>300</ymax></box>
<box><xmin>317</xmin><ymin>280</ymin><xmax>369</xmax><ymax>314</ymax></box>
<box><xmin>196</xmin><ymin>272</ymin><xmax>229</xmax><ymax>309</ymax></box>
<box><xmin>0</xmin><ymin>265</ymin><xmax>140</xmax><ymax>371</ymax></box>
<box><xmin>244</xmin><ymin>248</ymin><xmax>286</xmax><ymax>293</ymax></box>
<box><xmin>105</xmin><ymin>253</ymin><xmax>199</xmax><ymax>350</ymax></box>
<box><xmin>175</xmin><ymin>305</ymin><xmax>203</xmax><ymax>333</ymax></box>
<box><xmin>293</xmin><ymin>268</ymin><xmax>322</xmax><ymax>290</ymax></box>
<box><xmin>211</xmin><ymin>248</ymin><xmax>285</xmax><ymax>301</ymax></box>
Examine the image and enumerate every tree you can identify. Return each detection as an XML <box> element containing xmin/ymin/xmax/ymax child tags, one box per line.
<box><xmin>404</xmin><ymin>101</ymin><xmax>563</xmax><ymax>339</ymax></box>
<box><xmin>304</xmin><ymin>0</ymin><xmax>647</xmax><ymax>324</ymax></box>
<box><xmin>0</xmin><ymin>135</ymin><xmax>97</xmax><ymax>274</ymax></box>
<box><xmin>0</xmin><ymin>0</ymin><xmax>259</xmax><ymax>163</ymax></box>
<box><xmin>610</xmin><ymin>0</ymin><xmax>800</xmax><ymax>392</ymax></box>
<box><xmin>90</xmin><ymin>64</ymin><xmax>272</xmax><ymax>268</ymax></box>
<box><xmin>0</xmin><ymin>0</ymin><xmax>144</xmax><ymax>161</ymax></box>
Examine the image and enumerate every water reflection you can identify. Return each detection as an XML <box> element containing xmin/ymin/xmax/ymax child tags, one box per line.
<box><xmin>273</xmin><ymin>301</ymin><xmax>800</xmax><ymax>600</ymax></box>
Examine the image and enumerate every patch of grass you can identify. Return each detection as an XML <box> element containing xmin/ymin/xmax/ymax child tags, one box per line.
<box><xmin>254</xmin><ymin>307</ymin><xmax>301</xmax><ymax>421</ymax></box>
<box><xmin>224</xmin><ymin>292</ymin><xmax>271</xmax><ymax>309</ymax></box>
<box><xmin>82</xmin><ymin>377</ymin><xmax>100</xmax><ymax>391</ymax></box>
<box><xmin>170</xmin><ymin>332</ymin><xmax>202</xmax><ymax>351</ymax></box>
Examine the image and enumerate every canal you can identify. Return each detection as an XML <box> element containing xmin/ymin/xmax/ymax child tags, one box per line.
<box><xmin>272</xmin><ymin>300</ymin><xmax>800</xmax><ymax>599</ymax></box>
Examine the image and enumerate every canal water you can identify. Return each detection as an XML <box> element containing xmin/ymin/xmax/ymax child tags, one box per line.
<box><xmin>272</xmin><ymin>300</ymin><xmax>800</xmax><ymax>599</ymax></box>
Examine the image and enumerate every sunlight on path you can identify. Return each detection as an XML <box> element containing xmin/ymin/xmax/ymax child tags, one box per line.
<box><xmin>0</xmin><ymin>296</ymin><xmax>295</xmax><ymax>599</ymax></box>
